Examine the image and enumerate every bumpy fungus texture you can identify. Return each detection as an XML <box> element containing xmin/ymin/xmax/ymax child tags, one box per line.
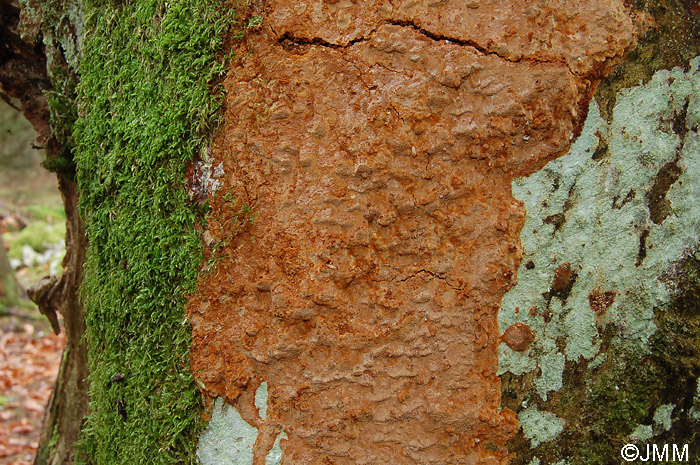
<box><xmin>189</xmin><ymin>2</ymin><xmax>638</xmax><ymax>463</ymax></box>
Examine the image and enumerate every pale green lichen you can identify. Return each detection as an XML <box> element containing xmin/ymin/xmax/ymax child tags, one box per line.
<box><xmin>630</xmin><ymin>424</ymin><xmax>653</xmax><ymax>442</ymax></box>
<box><xmin>255</xmin><ymin>382</ymin><xmax>268</xmax><ymax>420</ymax></box>
<box><xmin>690</xmin><ymin>379</ymin><xmax>700</xmax><ymax>421</ymax></box>
<box><xmin>534</xmin><ymin>352</ymin><xmax>565</xmax><ymax>402</ymax></box>
<box><xmin>198</xmin><ymin>386</ymin><xmax>286</xmax><ymax>465</ymax></box>
<box><xmin>690</xmin><ymin>378</ymin><xmax>700</xmax><ymax>420</ymax></box>
<box><xmin>197</xmin><ymin>399</ymin><xmax>257</xmax><ymax>465</ymax></box>
<box><xmin>518</xmin><ymin>406</ymin><xmax>565</xmax><ymax>448</ymax></box>
<box><xmin>595</xmin><ymin>0</ymin><xmax>700</xmax><ymax>121</ymax></box>
<box><xmin>42</xmin><ymin>4</ymin><xmax>84</xmax><ymax>73</ymax></box>
<box><xmin>628</xmin><ymin>403</ymin><xmax>676</xmax><ymax>443</ymax></box>
<box><xmin>266</xmin><ymin>431</ymin><xmax>287</xmax><ymax>465</ymax></box>
<box><xmin>652</xmin><ymin>403</ymin><xmax>675</xmax><ymax>432</ymax></box>
<box><xmin>499</xmin><ymin>56</ymin><xmax>700</xmax><ymax>402</ymax></box>
<box><xmin>500</xmin><ymin>56</ymin><xmax>700</xmax><ymax>464</ymax></box>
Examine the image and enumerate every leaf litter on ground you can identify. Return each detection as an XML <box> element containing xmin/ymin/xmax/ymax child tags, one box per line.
<box><xmin>0</xmin><ymin>324</ymin><xmax>64</xmax><ymax>465</ymax></box>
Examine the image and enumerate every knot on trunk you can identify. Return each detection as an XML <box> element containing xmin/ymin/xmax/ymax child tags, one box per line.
<box><xmin>27</xmin><ymin>274</ymin><xmax>65</xmax><ymax>334</ymax></box>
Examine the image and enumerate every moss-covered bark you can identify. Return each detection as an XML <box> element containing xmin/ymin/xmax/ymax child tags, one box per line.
<box><xmin>595</xmin><ymin>0</ymin><xmax>700</xmax><ymax>121</ymax></box>
<box><xmin>4</xmin><ymin>0</ymin><xmax>232</xmax><ymax>463</ymax></box>
<box><xmin>0</xmin><ymin>0</ymin><xmax>235</xmax><ymax>464</ymax></box>
<box><xmin>6</xmin><ymin>0</ymin><xmax>699</xmax><ymax>463</ymax></box>
<box><xmin>72</xmin><ymin>2</ymin><xmax>232</xmax><ymax>463</ymax></box>
<box><xmin>502</xmin><ymin>249</ymin><xmax>700</xmax><ymax>463</ymax></box>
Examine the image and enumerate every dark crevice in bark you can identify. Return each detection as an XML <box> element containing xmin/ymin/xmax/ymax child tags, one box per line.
<box><xmin>636</xmin><ymin>228</ymin><xmax>650</xmax><ymax>267</ymax></box>
<box><xmin>398</xmin><ymin>268</ymin><xmax>463</xmax><ymax>292</ymax></box>
<box><xmin>646</xmin><ymin>156</ymin><xmax>682</xmax><ymax>225</ymax></box>
<box><xmin>274</xmin><ymin>18</ymin><xmax>574</xmax><ymax>74</ymax></box>
<box><xmin>386</xmin><ymin>19</ymin><xmax>571</xmax><ymax>72</ymax></box>
<box><xmin>645</xmin><ymin>100</ymin><xmax>688</xmax><ymax>226</ymax></box>
<box><xmin>277</xmin><ymin>30</ymin><xmax>373</xmax><ymax>53</ymax></box>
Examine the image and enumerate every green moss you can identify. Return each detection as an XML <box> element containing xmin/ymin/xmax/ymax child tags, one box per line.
<box><xmin>43</xmin><ymin>72</ymin><xmax>78</xmax><ymax>179</ymax></box>
<box><xmin>596</xmin><ymin>0</ymin><xmax>700</xmax><ymax>120</ymax></box>
<box><xmin>33</xmin><ymin>423</ymin><xmax>58</xmax><ymax>465</ymax></box>
<box><xmin>24</xmin><ymin>204</ymin><xmax>66</xmax><ymax>223</ymax></box>
<box><xmin>5</xmin><ymin>221</ymin><xmax>66</xmax><ymax>259</ymax></box>
<box><xmin>73</xmin><ymin>1</ymin><xmax>233</xmax><ymax>463</ymax></box>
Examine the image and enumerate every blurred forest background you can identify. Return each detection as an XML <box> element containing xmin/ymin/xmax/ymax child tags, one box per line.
<box><xmin>0</xmin><ymin>99</ymin><xmax>65</xmax><ymax>464</ymax></box>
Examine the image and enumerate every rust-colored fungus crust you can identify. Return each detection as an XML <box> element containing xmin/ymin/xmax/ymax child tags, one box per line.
<box><xmin>587</xmin><ymin>290</ymin><xmax>617</xmax><ymax>316</ymax></box>
<box><xmin>551</xmin><ymin>262</ymin><xmax>572</xmax><ymax>292</ymax></box>
<box><xmin>501</xmin><ymin>323</ymin><xmax>535</xmax><ymax>353</ymax></box>
<box><xmin>188</xmin><ymin>2</ymin><xmax>638</xmax><ymax>463</ymax></box>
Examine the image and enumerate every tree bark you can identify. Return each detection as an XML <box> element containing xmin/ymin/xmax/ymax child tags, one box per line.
<box><xmin>0</xmin><ymin>0</ymin><xmax>51</xmax><ymax>141</ymax></box>
<box><xmin>3</xmin><ymin>0</ymin><xmax>700</xmax><ymax>463</ymax></box>
<box><xmin>31</xmin><ymin>178</ymin><xmax>88</xmax><ymax>465</ymax></box>
<box><xmin>0</xmin><ymin>1</ymin><xmax>89</xmax><ymax>463</ymax></box>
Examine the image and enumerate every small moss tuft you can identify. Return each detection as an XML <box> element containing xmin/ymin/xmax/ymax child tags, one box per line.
<box><xmin>596</xmin><ymin>0</ymin><xmax>700</xmax><ymax>120</ymax></box>
<box><xmin>36</xmin><ymin>0</ymin><xmax>82</xmax><ymax>180</ymax></box>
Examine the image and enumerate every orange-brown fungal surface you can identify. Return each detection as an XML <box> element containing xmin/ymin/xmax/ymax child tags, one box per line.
<box><xmin>501</xmin><ymin>323</ymin><xmax>535</xmax><ymax>353</ymax></box>
<box><xmin>188</xmin><ymin>3</ymin><xmax>638</xmax><ymax>464</ymax></box>
<box><xmin>588</xmin><ymin>290</ymin><xmax>617</xmax><ymax>315</ymax></box>
<box><xmin>551</xmin><ymin>262</ymin><xmax>573</xmax><ymax>292</ymax></box>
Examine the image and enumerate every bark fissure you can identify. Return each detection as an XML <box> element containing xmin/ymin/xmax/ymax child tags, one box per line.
<box><xmin>397</xmin><ymin>269</ymin><xmax>463</xmax><ymax>292</ymax></box>
<box><xmin>274</xmin><ymin>18</ymin><xmax>574</xmax><ymax>75</ymax></box>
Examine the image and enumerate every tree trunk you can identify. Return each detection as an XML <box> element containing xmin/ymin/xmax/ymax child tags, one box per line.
<box><xmin>3</xmin><ymin>0</ymin><xmax>700</xmax><ymax>464</ymax></box>
<box><xmin>30</xmin><ymin>177</ymin><xmax>88</xmax><ymax>465</ymax></box>
<box><xmin>0</xmin><ymin>1</ymin><xmax>89</xmax><ymax>463</ymax></box>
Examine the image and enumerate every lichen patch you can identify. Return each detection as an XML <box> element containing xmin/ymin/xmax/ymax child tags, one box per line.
<box><xmin>499</xmin><ymin>56</ymin><xmax>700</xmax><ymax>463</ymax></box>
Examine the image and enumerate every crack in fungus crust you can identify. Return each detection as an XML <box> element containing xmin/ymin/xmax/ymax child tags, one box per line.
<box><xmin>188</xmin><ymin>4</ymin><xmax>637</xmax><ymax>463</ymax></box>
